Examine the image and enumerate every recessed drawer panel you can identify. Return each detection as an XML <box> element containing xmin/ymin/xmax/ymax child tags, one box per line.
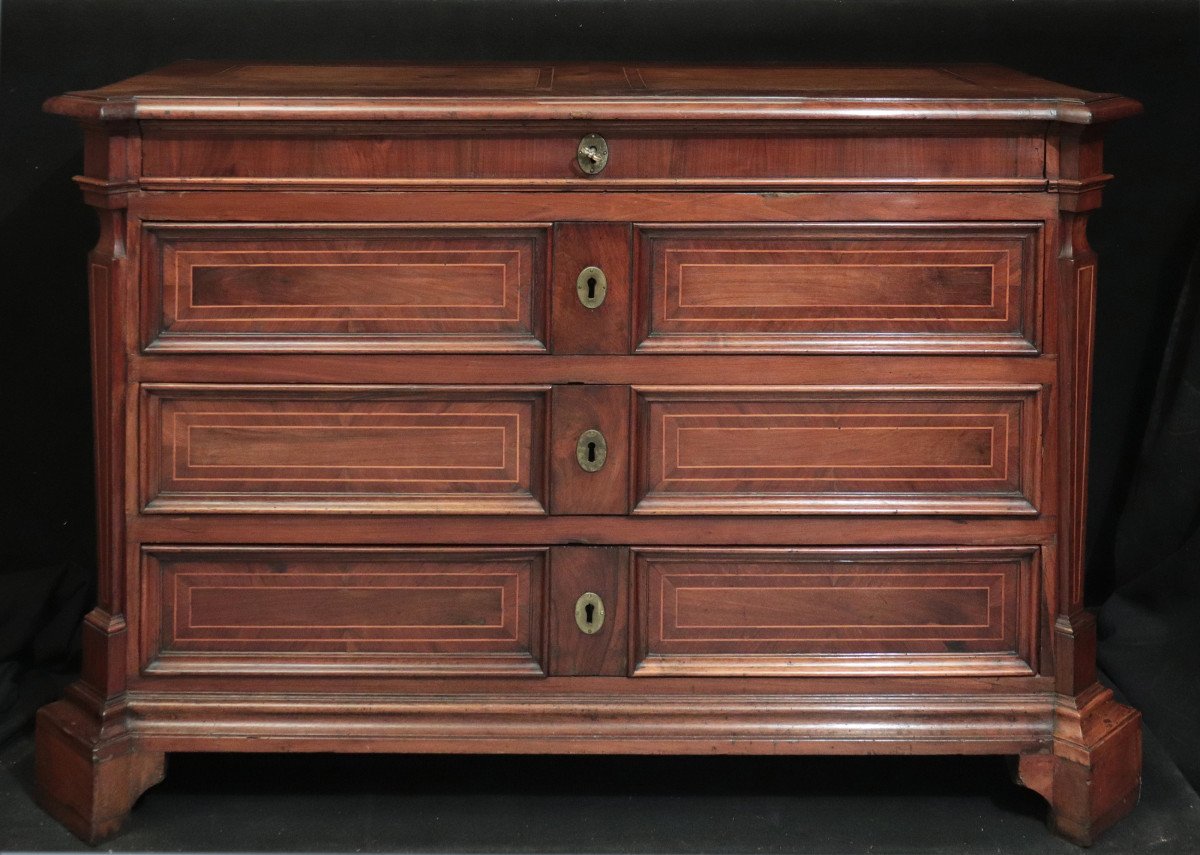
<box><xmin>636</xmin><ymin>225</ymin><xmax>1039</xmax><ymax>354</ymax></box>
<box><xmin>141</xmin><ymin>547</ymin><xmax>547</xmax><ymax>676</ymax></box>
<box><xmin>633</xmin><ymin>547</ymin><xmax>1037</xmax><ymax>676</ymax></box>
<box><xmin>634</xmin><ymin>387</ymin><xmax>1041</xmax><ymax>515</ymax></box>
<box><xmin>143</xmin><ymin>224</ymin><xmax>548</xmax><ymax>352</ymax></box>
<box><xmin>142</xmin><ymin>385</ymin><xmax>548</xmax><ymax>513</ymax></box>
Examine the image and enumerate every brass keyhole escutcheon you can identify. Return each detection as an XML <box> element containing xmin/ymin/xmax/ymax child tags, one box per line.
<box><xmin>575</xmin><ymin>592</ymin><xmax>605</xmax><ymax>634</ymax></box>
<box><xmin>577</xmin><ymin>133</ymin><xmax>609</xmax><ymax>175</ymax></box>
<box><xmin>576</xmin><ymin>429</ymin><xmax>607</xmax><ymax>472</ymax></box>
<box><xmin>576</xmin><ymin>266</ymin><xmax>608</xmax><ymax>309</ymax></box>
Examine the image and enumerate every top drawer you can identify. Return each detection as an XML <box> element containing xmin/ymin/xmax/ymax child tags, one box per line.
<box><xmin>139</xmin><ymin>126</ymin><xmax>1047</xmax><ymax>188</ymax></box>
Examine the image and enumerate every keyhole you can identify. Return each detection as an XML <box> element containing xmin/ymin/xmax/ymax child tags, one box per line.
<box><xmin>584</xmin><ymin>602</ymin><xmax>595</xmax><ymax>625</ymax></box>
<box><xmin>587</xmin><ymin>441</ymin><xmax>597</xmax><ymax>463</ymax></box>
<box><xmin>586</xmin><ymin>276</ymin><xmax>597</xmax><ymax>300</ymax></box>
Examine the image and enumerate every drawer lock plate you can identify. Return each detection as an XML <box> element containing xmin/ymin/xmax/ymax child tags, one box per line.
<box><xmin>576</xmin><ymin>266</ymin><xmax>608</xmax><ymax>309</ymax></box>
<box><xmin>576</xmin><ymin>429</ymin><xmax>608</xmax><ymax>472</ymax></box>
<box><xmin>574</xmin><ymin>592</ymin><xmax>606</xmax><ymax>634</ymax></box>
<box><xmin>577</xmin><ymin>133</ymin><xmax>609</xmax><ymax>175</ymax></box>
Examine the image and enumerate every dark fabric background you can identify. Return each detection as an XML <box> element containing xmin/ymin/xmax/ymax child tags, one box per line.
<box><xmin>2</xmin><ymin>0</ymin><xmax>1198</xmax><ymax>788</ymax></box>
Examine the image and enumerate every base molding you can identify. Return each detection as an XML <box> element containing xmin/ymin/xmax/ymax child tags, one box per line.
<box><xmin>122</xmin><ymin>689</ymin><xmax>1056</xmax><ymax>755</ymax></box>
<box><xmin>36</xmin><ymin>685</ymin><xmax>1141</xmax><ymax>845</ymax></box>
<box><xmin>1015</xmin><ymin>688</ymin><xmax>1142</xmax><ymax>846</ymax></box>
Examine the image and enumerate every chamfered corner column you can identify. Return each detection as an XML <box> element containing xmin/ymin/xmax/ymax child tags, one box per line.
<box><xmin>1015</xmin><ymin>126</ymin><xmax>1142</xmax><ymax>844</ymax></box>
<box><xmin>34</xmin><ymin>121</ymin><xmax>162</xmax><ymax>844</ymax></box>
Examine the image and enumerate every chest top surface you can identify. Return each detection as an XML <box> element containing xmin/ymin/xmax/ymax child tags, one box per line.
<box><xmin>45</xmin><ymin>61</ymin><xmax>1139</xmax><ymax>124</ymax></box>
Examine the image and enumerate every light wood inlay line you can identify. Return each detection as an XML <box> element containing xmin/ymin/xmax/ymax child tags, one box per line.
<box><xmin>655</xmin><ymin>565</ymin><xmax>1009</xmax><ymax>643</ymax></box>
<box><xmin>676</xmin><ymin>261</ymin><xmax>999</xmax><ymax>310</ymax></box>
<box><xmin>623</xmin><ymin>66</ymin><xmax>648</xmax><ymax>89</ymax></box>
<box><xmin>657</xmin><ymin>243</ymin><xmax>1021</xmax><ymax>326</ymax></box>
<box><xmin>181</xmin><ymin>427</ymin><xmax>506</xmax><ymax>468</ymax></box>
<box><xmin>172</xmin><ymin>411</ymin><xmax>518</xmax><ymax>475</ymax></box>
<box><xmin>184</xmin><ymin>585</ymin><xmax>510</xmax><ymax>629</ymax></box>
<box><xmin>185</xmin><ymin>262</ymin><xmax>512</xmax><ymax>310</ymax></box>
<box><xmin>175</xmin><ymin>248</ymin><xmax>521</xmax><ymax>318</ymax></box>
<box><xmin>182</xmin><ymin>425</ymin><xmax>510</xmax><ymax>470</ymax></box>
<box><xmin>669</xmin><ymin>585</ymin><xmax>995</xmax><ymax>630</ymax></box>
<box><xmin>160</xmin><ymin>400</ymin><xmax>533</xmax><ymax>491</ymax></box>
<box><xmin>160</xmin><ymin>237</ymin><xmax>538</xmax><ymax>339</ymax></box>
<box><xmin>1073</xmin><ymin>264</ymin><xmax>1097</xmax><ymax>598</ymax></box>
<box><xmin>657</xmin><ymin>409</ymin><xmax>1013</xmax><ymax>483</ymax></box>
<box><xmin>670</xmin><ymin>425</ymin><xmax>998</xmax><ymax>470</ymax></box>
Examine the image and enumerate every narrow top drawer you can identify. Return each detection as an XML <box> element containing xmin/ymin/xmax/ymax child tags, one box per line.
<box><xmin>138</xmin><ymin>125</ymin><xmax>1047</xmax><ymax>189</ymax></box>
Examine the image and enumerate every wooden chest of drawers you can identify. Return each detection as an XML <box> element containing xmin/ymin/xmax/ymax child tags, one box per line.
<box><xmin>40</xmin><ymin>62</ymin><xmax>1142</xmax><ymax>845</ymax></box>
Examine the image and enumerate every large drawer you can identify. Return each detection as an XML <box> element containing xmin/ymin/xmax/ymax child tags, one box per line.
<box><xmin>138</xmin><ymin>219</ymin><xmax>1044</xmax><ymax>356</ymax></box>
<box><xmin>139</xmin><ymin>546</ymin><xmax>547</xmax><ymax>676</ymax></box>
<box><xmin>635</xmin><ymin>224</ymin><xmax>1040</xmax><ymax>354</ymax></box>
<box><xmin>634</xmin><ymin>386</ymin><xmax>1042</xmax><ymax>515</ymax></box>
<box><xmin>632</xmin><ymin>547</ymin><xmax>1038</xmax><ymax>677</ymax></box>
<box><xmin>136</xmin><ymin>544</ymin><xmax>1040</xmax><ymax>680</ymax></box>
<box><xmin>140</xmin><ymin>383</ymin><xmax>1043</xmax><ymax>516</ymax></box>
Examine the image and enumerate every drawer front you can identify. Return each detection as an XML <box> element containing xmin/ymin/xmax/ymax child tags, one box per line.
<box><xmin>142</xmin><ymin>127</ymin><xmax>1045</xmax><ymax>186</ymax></box>
<box><xmin>140</xmin><ymin>547</ymin><xmax>546</xmax><ymax>676</ymax></box>
<box><xmin>635</xmin><ymin>387</ymin><xmax>1041</xmax><ymax>515</ymax></box>
<box><xmin>636</xmin><ymin>225</ymin><xmax>1039</xmax><ymax>354</ymax></box>
<box><xmin>633</xmin><ymin>547</ymin><xmax>1037</xmax><ymax>676</ymax></box>
<box><xmin>143</xmin><ymin>224</ymin><xmax>548</xmax><ymax>352</ymax></box>
<box><xmin>142</xmin><ymin>385</ymin><xmax>548</xmax><ymax>513</ymax></box>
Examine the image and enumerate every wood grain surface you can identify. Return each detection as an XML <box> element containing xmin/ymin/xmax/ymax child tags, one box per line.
<box><xmin>36</xmin><ymin>62</ymin><xmax>1142</xmax><ymax>846</ymax></box>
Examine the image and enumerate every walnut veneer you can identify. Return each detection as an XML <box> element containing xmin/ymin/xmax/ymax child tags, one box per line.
<box><xmin>40</xmin><ymin>62</ymin><xmax>1142</xmax><ymax>845</ymax></box>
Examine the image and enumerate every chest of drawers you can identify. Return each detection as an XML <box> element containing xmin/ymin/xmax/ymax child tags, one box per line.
<box><xmin>39</xmin><ymin>62</ymin><xmax>1141</xmax><ymax>845</ymax></box>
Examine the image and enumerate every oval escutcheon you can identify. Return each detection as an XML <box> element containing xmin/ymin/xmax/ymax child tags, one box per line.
<box><xmin>576</xmin><ymin>266</ymin><xmax>608</xmax><ymax>309</ymax></box>
<box><xmin>574</xmin><ymin>591</ymin><xmax>606</xmax><ymax>634</ymax></box>
<box><xmin>576</xmin><ymin>429</ymin><xmax>608</xmax><ymax>472</ymax></box>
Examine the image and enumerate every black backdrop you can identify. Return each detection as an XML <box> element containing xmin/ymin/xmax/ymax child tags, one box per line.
<box><xmin>3</xmin><ymin>0</ymin><xmax>1198</xmax><ymax>789</ymax></box>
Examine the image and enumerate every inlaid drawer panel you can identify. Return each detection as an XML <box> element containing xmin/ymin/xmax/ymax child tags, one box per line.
<box><xmin>633</xmin><ymin>547</ymin><xmax>1038</xmax><ymax>677</ymax></box>
<box><xmin>142</xmin><ymin>224</ymin><xmax>548</xmax><ymax>352</ymax></box>
<box><xmin>140</xmin><ymin>547</ymin><xmax>547</xmax><ymax>676</ymax></box>
<box><xmin>634</xmin><ymin>387</ymin><xmax>1041</xmax><ymax>515</ymax></box>
<box><xmin>635</xmin><ymin>225</ymin><xmax>1039</xmax><ymax>354</ymax></box>
<box><xmin>141</xmin><ymin>385</ymin><xmax>548</xmax><ymax>513</ymax></box>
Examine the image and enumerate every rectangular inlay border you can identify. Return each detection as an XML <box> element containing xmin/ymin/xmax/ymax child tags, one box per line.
<box><xmin>141</xmin><ymin>384</ymin><xmax>549</xmax><ymax>514</ymax></box>
<box><xmin>634</xmin><ymin>386</ymin><xmax>1042</xmax><ymax>515</ymax></box>
<box><xmin>636</xmin><ymin>224</ymin><xmax>1040</xmax><ymax>354</ymax></box>
<box><xmin>142</xmin><ymin>223</ymin><xmax>550</xmax><ymax>353</ymax></box>
<box><xmin>139</xmin><ymin>546</ymin><xmax>548</xmax><ymax>676</ymax></box>
<box><xmin>633</xmin><ymin>546</ymin><xmax>1039</xmax><ymax>677</ymax></box>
